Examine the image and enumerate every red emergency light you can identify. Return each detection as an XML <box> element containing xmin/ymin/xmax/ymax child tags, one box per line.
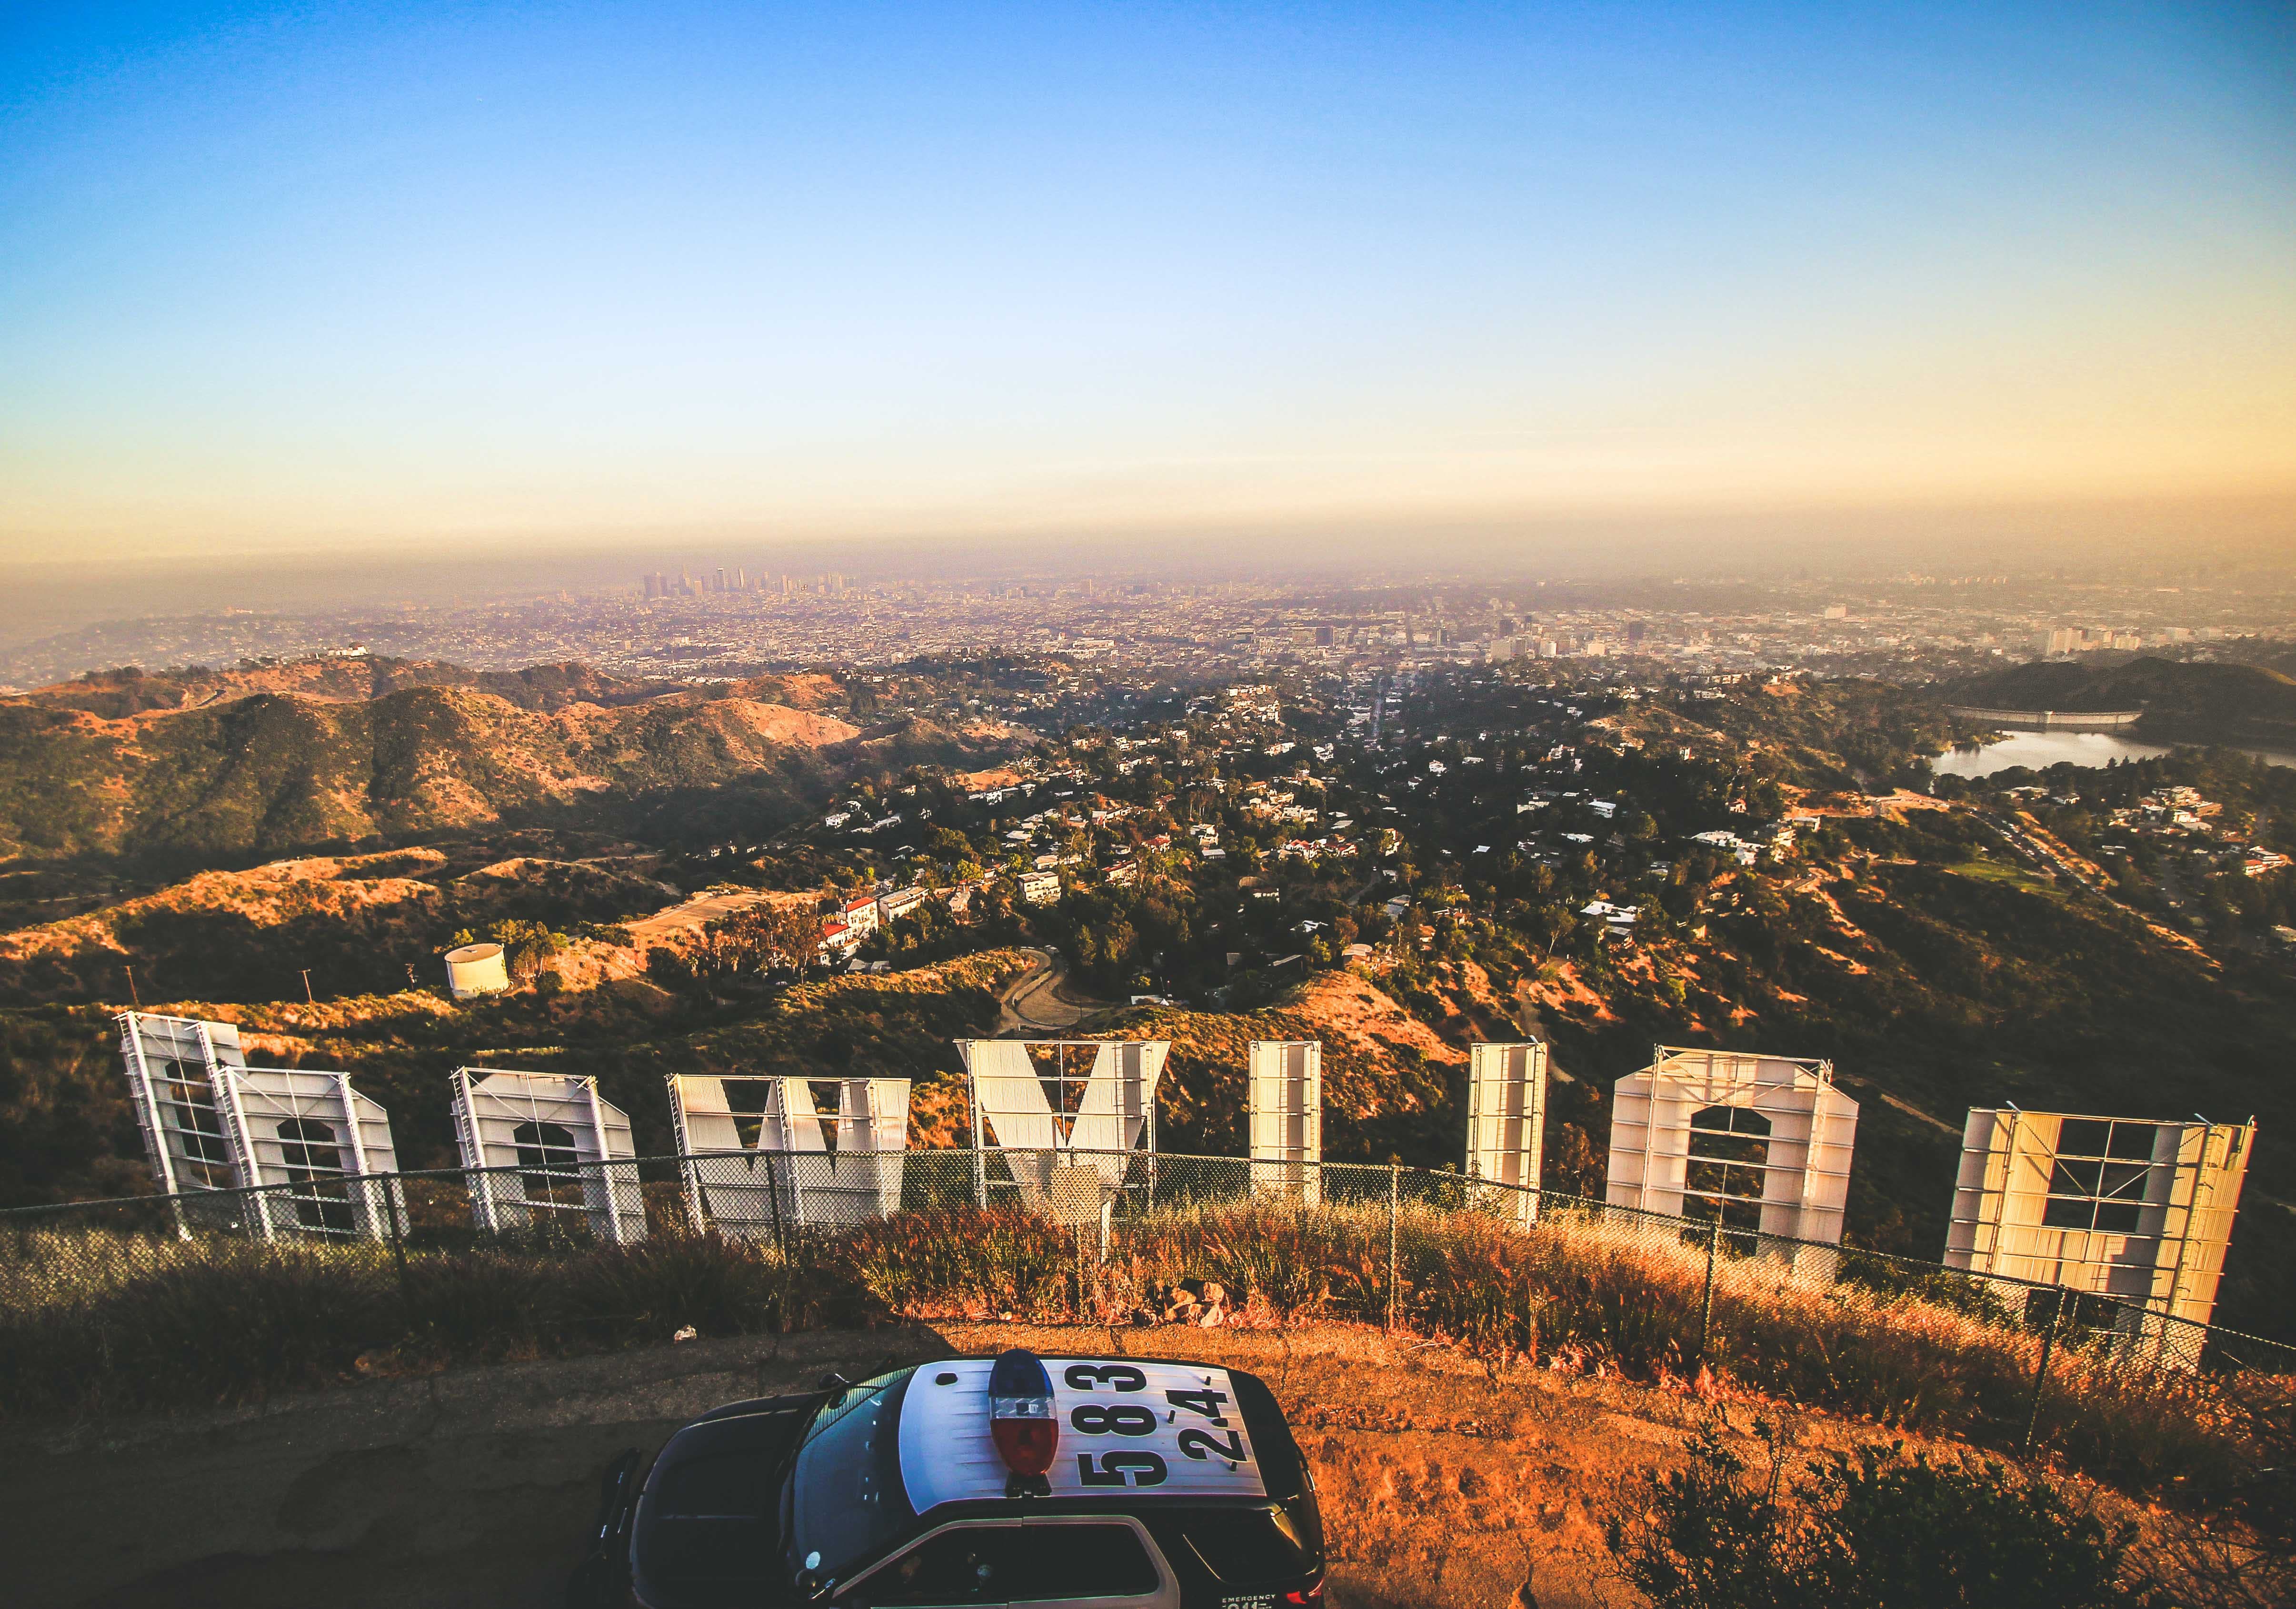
<box><xmin>988</xmin><ymin>1348</ymin><xmax>1058</xmax><ymax>1478</ymax></box>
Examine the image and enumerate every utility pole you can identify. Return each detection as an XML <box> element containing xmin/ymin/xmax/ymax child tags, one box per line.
<box><xmin>124</xmin><ymin>965</ymin><xmax>140</xmax><ymax>1008</ymax></box>
<box><xmin>300</xmin><ymin>968</ymin><xmax>315</xmax><ymax>1005</ymax></box>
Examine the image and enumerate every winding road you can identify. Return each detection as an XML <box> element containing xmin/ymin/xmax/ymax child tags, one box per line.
<box><xmin>993</xmin><ymin>946</ymin><xmax>1121</xmax><ymax>1035</ymax></box>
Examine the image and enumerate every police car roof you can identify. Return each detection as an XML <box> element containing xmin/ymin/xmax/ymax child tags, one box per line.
<box><xmin>898</xmin><ymin>1355</ymin><xmax>1277</xmax><ymax>1516</ymax></box>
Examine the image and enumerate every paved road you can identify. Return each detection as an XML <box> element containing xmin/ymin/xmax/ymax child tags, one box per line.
<box><xmin>993</xmin><ymin>947</ymin><xmax>1118</xmax><ymax>1035</ymax></box>
<box><xmin>996</xmin><ymin>941</ymin><xmax>1111</xmax><ymax>1028</ymax></box>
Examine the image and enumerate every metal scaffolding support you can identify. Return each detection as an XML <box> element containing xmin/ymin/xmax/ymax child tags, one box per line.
<box><xmin>1945</xmin><ymin>1105</ymin><xmax>2255</xmax><ymax>1347</ymax></box>
<box><xmin>1606</xmin><ymin>1045</ymin><xmax>1858</xmax><ymax>1251</ymax></box>
<box><xmin>956</xmin><ymin>1039</ymin><xmax>1168</xmax><ymax>1232</ymax></box>
<box><xmin>449</xmin><ymin>1069</ymin><xmax>647</xmax><ymax>1245</ymax></box>
<box><xmin>665</xmin><ymin>1074</ymin><xmax>911</xmax><ymax>1233</ymax></box>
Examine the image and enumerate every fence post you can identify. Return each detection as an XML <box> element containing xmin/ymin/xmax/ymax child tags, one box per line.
<box><xmin>1697</xmin><ymin>1217</ymin><xmax>1721</xmax><ymax>1367</ymax></box>
<box><xmin>768</xmin><ymin>1155</ymin><xmax>788</xmax><ymax>1256</ymax></box>
<box><xmin>385</xmin><ymin>1180</ymin><xmax>416</xmax><ymax>1334</ymax></box>
<box><xmin>2023</xmin><ymin>1287</ymin><xmax>2066</xmax><ymax>1452</ymax></box>
<box><xmin>1386</xmin><ymin>1163</ymin><xmax>1400</xmax><ymax>1331</ymax></box>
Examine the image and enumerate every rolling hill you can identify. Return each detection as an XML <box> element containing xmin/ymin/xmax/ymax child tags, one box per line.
<box><xmin>0</xmin><ymin>847</ymin><xmax>679</xmax><ymax>1006</ymax></box>
<box><xmin>0</xmin><ymin>668</ymin><xmax>950</xmax><ymax>866</ymax></box>
<box><xmin>15</xmin><ymin>656</ymin><xmax>683</xmax><ymax>716</ymax></box>
<box><xmin>1946</xmin><ymin>655</ymin><xmax>2296</xmax><ymax>743</ymax></box>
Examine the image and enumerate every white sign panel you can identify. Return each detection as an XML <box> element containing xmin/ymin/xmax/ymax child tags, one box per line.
<box><xmin>958</xmin><ymin>1040</ymin><xmax>1167</xmax><ymax>1208</ymax></box>
<box><xmin>1248</xmin><ymin>1040</ymin><xmax>1321</xmax><ymax>1202</ymax></box>
<box><xmin>1467</xmin><ymin>1040</ymin><xmax>1547</xmax><ymax>1222</ymax></box>
<box><xmin>450</xmin><ymin>1069</ymin><xmax>647</xmax><ymax>1244</ymax></box>
<box><xmin>215</xmin><ymin>1066</ymin><xmax>401</xmax><ymax>1241</ymax></box>
<box><xmin>116</xmin><ymin>1011</ymin><xmax>248</xmax><ymax>1197</ymax></box>
<box><xmin>1607</xmin><ymin>1046</ymin><xmax>1858</xmax><ymax>1249</ymax></box>
<box><xmin>666</xmin><ymin>1074</ymin><xmax>911</xmax><ymax>1232</ymax></box>
<box><xmin>1945</xmin><ymin>1108</ymin><xmax>2254</xmax><ymax>1345</ymax></box>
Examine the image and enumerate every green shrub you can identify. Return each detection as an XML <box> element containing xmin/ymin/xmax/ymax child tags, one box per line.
<box><xmin>1608</xmin><ymin>1421</ymin><xmax>2157</xmax><ymax>1609</ymax></box>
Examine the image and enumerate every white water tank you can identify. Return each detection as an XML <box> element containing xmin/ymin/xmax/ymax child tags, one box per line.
<box><xmin>443</xmin><ymin>942</ymin><xmax>511</xmax><ymax>999</ymax></box>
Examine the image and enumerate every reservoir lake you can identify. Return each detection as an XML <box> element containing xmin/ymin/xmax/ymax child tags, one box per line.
<box><xmin>1930</xmin><ymin>730</ymin><xmax>2296</xmax><ymax>778</ymax></box>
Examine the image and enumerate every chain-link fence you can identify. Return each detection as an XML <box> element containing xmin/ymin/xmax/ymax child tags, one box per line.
<box><xmin>3</xmin><ymin>1147</ymin><xmax>2289</xmax><ymax>1469</ymax></box>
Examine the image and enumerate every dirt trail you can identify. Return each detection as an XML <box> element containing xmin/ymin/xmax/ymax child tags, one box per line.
<box><xmin>0</xmin><ymin>1320</ymin><xmax>2047</xmax><ymax>1609</ymax></box>
<box><xmin>622</xmin><ymin>884</ymin><xmax>808</xmax><ymax>948</ymax></box>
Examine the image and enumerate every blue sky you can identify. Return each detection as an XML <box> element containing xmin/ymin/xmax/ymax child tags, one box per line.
<box><xmin>2</xmin><ymin>2</ymin><xmax>2291</xmax><ymax>561</ymax></box>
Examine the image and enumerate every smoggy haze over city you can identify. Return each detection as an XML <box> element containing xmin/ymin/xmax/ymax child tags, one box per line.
<box><xmin>1</xmin><ymin>1</ymin><xmax>2291</xmax><ymax>591</ymax></box>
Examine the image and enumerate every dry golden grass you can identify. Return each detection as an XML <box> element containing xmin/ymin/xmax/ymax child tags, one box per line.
<box><xmin>4</xmin><ymin>1194</ymin><xmax>2277</xmax><ymax>1531</ymax></box>
<box><xmin>926</xmin><ymin>1320</ymin><xmax>2212</xmax><ymax>1609</ymax></box>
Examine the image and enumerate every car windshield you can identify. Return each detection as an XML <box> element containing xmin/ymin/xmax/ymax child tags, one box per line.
<box><xmin>785</xmin><ymin>1370</ymin><xmax>919</xmax><ymax>1586</ymax></box>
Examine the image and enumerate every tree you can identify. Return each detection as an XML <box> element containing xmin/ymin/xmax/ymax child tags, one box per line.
<box><xmin>928</xmin><ymin>826</ymin><xmax>974</xmax><ymax>861</ymax></box>
<box><xmin>470</xmin><ymin>919</ymin><xmax>566</xmax><ymax>983</ymax></box>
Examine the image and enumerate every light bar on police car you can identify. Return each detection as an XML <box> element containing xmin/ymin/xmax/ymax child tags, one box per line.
<box><xmin>987</xmin><ymin>1347</ymin><xmax>1059</xmax><ymax>1478</ymax></box>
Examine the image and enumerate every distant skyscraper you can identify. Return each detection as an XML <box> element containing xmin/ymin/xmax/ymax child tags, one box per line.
<box><xmin>1627</xmin><ymin>620</ymin><xmax>1647</xmax><ymax>646</ymax></box>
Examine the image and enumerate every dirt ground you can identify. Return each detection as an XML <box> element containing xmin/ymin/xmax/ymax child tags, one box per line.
<box><xmin>0</xmin><ymin>1321</ymin><xmax>1952</xmax><ymax>1609</ymax></box>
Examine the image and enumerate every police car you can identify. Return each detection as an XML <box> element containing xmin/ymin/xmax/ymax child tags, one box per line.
<box><xmin>568</xmin><ymin>1348</ymin><xmax>1326</xmax><ymax>1609</ymax></box>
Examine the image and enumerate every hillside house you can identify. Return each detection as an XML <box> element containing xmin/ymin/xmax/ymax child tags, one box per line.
<box><xmin>1580</xmin><ymin>899</ymin><xmax>1639</xmax><ymax>934</ymax></box>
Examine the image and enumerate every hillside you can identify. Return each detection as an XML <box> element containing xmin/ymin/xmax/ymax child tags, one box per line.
<box><xmin>14</xmin><ymin>656</ymin><xmax>671</xmax><ymax>716</ymax></box>
<box><xmin>1106</xmin><ymin>971</ymin><xmax>1467</xmax><ymax>1159</ymax></box>
<box><xmin>0</xmin><ymin>951</ymin><xmax>1486</xmax><ymax>1205</ymax></box>
<box><xmin>0</xmin><ymin>678</ymin><xmax>877</xmax><ymax>865</ymax></box>
<box><xmin>0</xmin><ymin>848</ymin><xmax>677</xmax><ymax>1005</ymax></box>
<box><xmin>0</xmin><ymin>948</ymin><xmax>1040</xmax><ymax>1201</ymax></box>
<box><xmin>1947</xmin><ymin>655</ymin><xmax>2296</xmax><ymax>742</ymax></box>
<box><xmin>16</xmin><ymin>659</ymin><xmax>860</xmax><ymax>718</ymax></box>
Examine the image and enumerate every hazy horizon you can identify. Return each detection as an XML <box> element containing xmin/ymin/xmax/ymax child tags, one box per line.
<box><xmin>4</xmin><ymin>2</ymin><xmax>2293</xmax><ymax>574</ymax></box>
<box><xmin>2</xmin><ymin>489</ymin><xmax>2292</xmax><ymax>651</ymax></box>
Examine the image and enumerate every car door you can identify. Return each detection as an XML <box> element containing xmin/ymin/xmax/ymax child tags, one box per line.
<box><xmin>626</xmin><ymin>1411</ymin><xmax>797</xmax><ymax>1609</ymax></box>
<box><xmin>839</xmin><ymin>1517</ymin><xmax>1177</xmax><ymax>1609</ymax></box>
